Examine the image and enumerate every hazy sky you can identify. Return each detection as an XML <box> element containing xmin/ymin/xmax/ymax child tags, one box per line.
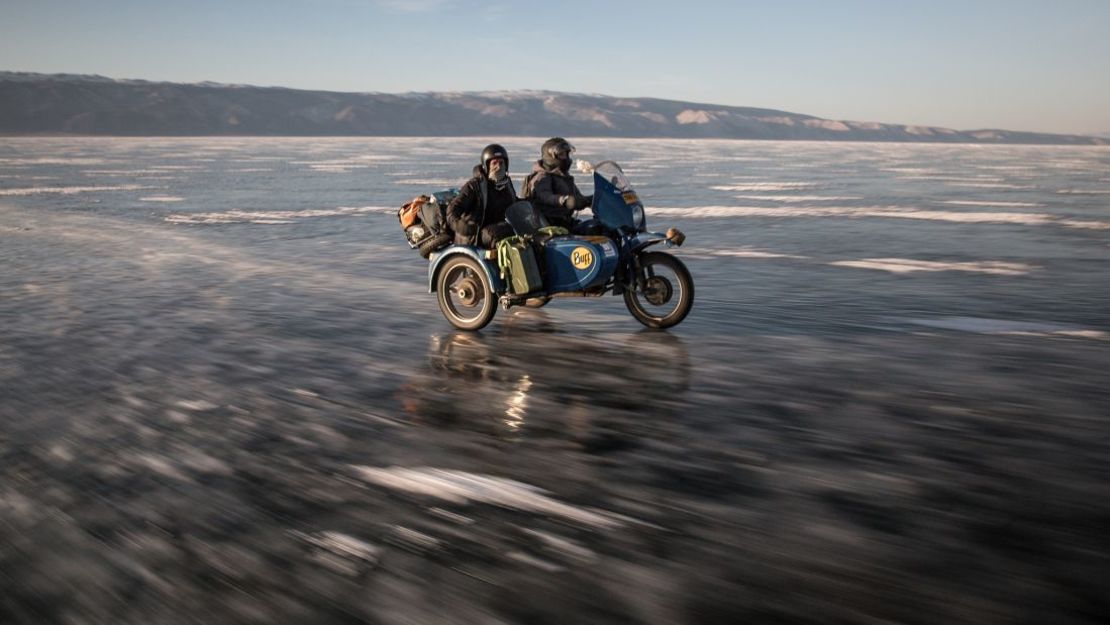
<box><xmin>3</xmin><ymin>0</ymin><xmax>1109</xmax><ymax>135</ymax></box>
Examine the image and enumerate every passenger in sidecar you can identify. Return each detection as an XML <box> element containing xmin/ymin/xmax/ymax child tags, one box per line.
<box><xmin>445</xmin><ymin>143</ymin><xmax>517</xmax><ymax>248</ymax></box>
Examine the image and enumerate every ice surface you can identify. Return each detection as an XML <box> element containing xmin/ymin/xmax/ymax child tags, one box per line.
<box><xmin>1</xmin><ymin>137</ymin><xmax>1109</xmax><ymax>624</ymax></box>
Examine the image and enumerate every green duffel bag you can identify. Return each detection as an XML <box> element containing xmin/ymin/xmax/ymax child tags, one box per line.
<box><xmin>496</xmin><ymin>236</ymin><xmax>543</xmax><ymax>295</ymax></box>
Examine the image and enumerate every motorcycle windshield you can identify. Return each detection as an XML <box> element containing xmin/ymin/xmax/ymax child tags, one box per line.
<box><xmin>594</xmin><ymin>161</ymin><xmax>632</xmax><ymax>192</ymax></box>
<box><xmin>505</xmin><ymin>200</ymin><xmax>549</xmax><ymax>236</ymax></box>
<box><xmin>592</xmin><ymin>161</ymin><xmax>644</xmax><ymax>231</ymax></box>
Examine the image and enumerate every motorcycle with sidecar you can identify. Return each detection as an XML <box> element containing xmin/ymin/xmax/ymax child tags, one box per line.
<box><xmin>425</xmin><ymin>161</ymin><xmax>693</xmax><ymax>331</ymax></box>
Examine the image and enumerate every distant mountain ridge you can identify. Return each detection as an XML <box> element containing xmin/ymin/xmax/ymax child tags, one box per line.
<box><xmin>1</xmin><ymin>71</ymin><xmax>1105</xmax><ymax>145</ymax></box>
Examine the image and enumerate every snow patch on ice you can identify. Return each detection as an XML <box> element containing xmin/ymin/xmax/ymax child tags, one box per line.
<box><xmin>864</xmin><ymin>210</ymin><xmax>1051</xmax><ymax>224</ymax></box>
<box><xmin>711</xmin><ymin>182</ymin><xmax>815</xmax><ymax>192</ymax></box>
<box><xmin>301</xmin><ymin>531</ymin><xmax>380</xmax><ymax>562</ymax></box>
<box><xmin>0</xmin><ymin>184</ymin><xmax>150</xmax><ymax>196</ymax></box>
<box><xmin>898</xmin><ymin>175</ymin><xmax>1006</xmax><ymax>182</ymax></box>
<box><xmin>175</xmin><ymin>399</ymin><xmax>218</xmax><ymax>411</ymax></box>
<box><xmin>906</xmin><ymin>317</ymin><xmax>1107</xmax><ymax>339</ymax></box>
<box><xmin>831</xmin><ymin>258</ymin><xmax>1034</xmax><ymax>276</ymax></box>
<box><xmin>942</xmin><ymin>200</ymin><xmax>1041</xmax><ymax>208</ymax></box>
<box><xmin>732</xmin><ymin>194</ymin><xmax>862</xmax><ymax>203</ymax></box>
<box><xmin>686</xmin><ymin>247</ymin><xmax>808</xmax><ymax>260</ymax></box>
<box><xmin>83</xmin><ymin>169</ymin><xmax>178</xmax><ymax>176</ymax></box>
<box><xmin>649</xmin><ymin>205</ymin><xmax>1068</xmax><ymax>226</ymax></box>
<box><xmin>1059</xmin><ymin>219</ymin><xmax>1110</xmax><ymax>230</ymax></box>
<box><xmin>945</xmin><ymin>182</ymin><xmax>1033</xmax><ymax>189</ymax></box>
<box><xmin>166</xmin><ymin>205</ymin><xmax>392</xmax><ymax>225</ymax></box>
<box><xmin>393</xmin><ymin>178</ymin><xmax>464</xmax><ymax>186</ymax></box>
<box><xmin>0</xmin><ymin>157</ymin><xmax>110</xmax><ymax>166</ymax></box>
<box><xmin>140</xmin><ymin>195</ymin><xmax>185</xmax><ymax>203</ymax></box>
<box><xmin>350</xmin><ymin>466</ymin><xmax>623</xmax><ymax>529</ymax></box>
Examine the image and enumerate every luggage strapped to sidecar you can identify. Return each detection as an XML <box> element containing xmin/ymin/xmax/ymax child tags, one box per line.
<box><xmin>399</xmin><ymin>188</ymin><xmax>457</xmax><ymax>258</ymax></box>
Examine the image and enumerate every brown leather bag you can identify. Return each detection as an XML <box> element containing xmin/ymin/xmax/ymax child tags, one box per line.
<box><xmin>398</xmin><ymin>194</ymin><xmax>429</xmax><ymax>230</ymax></box>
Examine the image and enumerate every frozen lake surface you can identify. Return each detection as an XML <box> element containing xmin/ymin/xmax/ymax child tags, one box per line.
<box><xmin>2</xmin><ymin>138</ymin><xmax>1109</xmax><ymax>624</ymax></box>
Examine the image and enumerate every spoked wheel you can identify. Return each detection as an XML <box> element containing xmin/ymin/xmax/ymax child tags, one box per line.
<box><xmin>436</xmin><ymin>255</ymin><xmax>496</xmax><ymax>331</ymax></box>
<box><xmin>623</xmin><ymin>252</ymin><xmax>694</xmax><ymax>329</ymax></box>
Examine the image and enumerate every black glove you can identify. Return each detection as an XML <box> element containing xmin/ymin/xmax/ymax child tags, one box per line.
<box><xmin>563</xmin><ymin>194</ymin><xmax>592</xmax><ymax>211</ymax></box>
<box><xmin>455</xmin><ymin>220</ymin><xmax>476</xmax><ymax>236</ymax></box>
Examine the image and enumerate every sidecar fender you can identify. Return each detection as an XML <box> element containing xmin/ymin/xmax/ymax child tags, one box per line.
<box><xmin>428</xmin><ymin>245</ymin><xmax>503</xmax><ymax>293</ymax></box>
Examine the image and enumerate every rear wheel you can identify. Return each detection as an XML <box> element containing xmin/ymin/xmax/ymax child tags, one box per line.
<box><xmin>436</xmin><ymin>255</ymin><xmax>496</xmax><ymax>331</ymax></box>
<box><xmin>623</xmin><ymin>252</ymin><xmax>694</xmax><ymax>329</ymax></box>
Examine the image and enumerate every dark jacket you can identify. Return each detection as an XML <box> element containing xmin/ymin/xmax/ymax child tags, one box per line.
<box><xmin>446</xmin><ymin>174</ymin><xmax>517</xmax><ymax>247</ymax></box>
<box><xmin>523</xmin><ymin>160</ymin><xmax>587</xmax><ymax>228</ymax></box>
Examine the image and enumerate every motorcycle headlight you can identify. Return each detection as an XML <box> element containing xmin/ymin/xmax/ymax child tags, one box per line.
<box><xmin>631</xmin><ymin>203</ymin><xmax>645</xmax><ymax>230</ymax></box>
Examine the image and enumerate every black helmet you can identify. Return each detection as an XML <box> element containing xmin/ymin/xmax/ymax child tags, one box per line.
<box><xmin>541</xmin><ymin>137</ymin><xmax>575</xmax><ymax>172</ymax></box>
<box><xmin>480</xmin><ymin>144</ymin><xmax>509</xmax><ymax>174</ymax></box>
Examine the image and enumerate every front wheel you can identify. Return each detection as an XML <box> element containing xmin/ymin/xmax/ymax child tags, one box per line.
<box><xmin>436</xmin><ymin>255</ymin><xmax>496</xmax><ymax>331</ymax></box>
<box><xmin>623</xmin><ymin>252</ymin><xmax>694</xmax><ymax>329</ymax></box>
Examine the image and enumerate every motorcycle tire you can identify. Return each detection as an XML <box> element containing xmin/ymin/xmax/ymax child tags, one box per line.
<box><xmin>435</xmin><ymin>255</ymin><xmax>496</xmax><ymax>331</ymax></box>
<box><xmin>623</xmin><ymin>251</ymin><xmax>694</xmax><ymax>329</ymax></box>
<box><xmin>418</xmin><ymin>232</ymin><xmax>452</xmax><ymax>259</ymax></box>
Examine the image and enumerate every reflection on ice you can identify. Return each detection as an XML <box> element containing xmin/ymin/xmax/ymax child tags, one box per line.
<box><xmin>397</xmin><ymin>330</ymin><xmax>691</xmax><ymax>440</ymax></box>
<box><xmin>504</xmin><ymin>374</ymin><xmax>532</xmax><ymax>431</ymax></box>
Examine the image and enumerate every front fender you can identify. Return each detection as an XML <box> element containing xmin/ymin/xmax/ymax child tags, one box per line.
<box><xmin>427</xmin><ymin>245</ymin><xmax>503</xmax><ymax>293</ymax></box>
<box><xmin>628</xmin><ymin>231</ymin><xmax>671</xmax><ymax>254</ymax></box>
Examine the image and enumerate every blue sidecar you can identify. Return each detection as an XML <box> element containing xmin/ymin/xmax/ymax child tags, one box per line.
<box><xmin>427</xmin><ymin>161</ymin><xmax>693</xmax><ymax>331</ymax></box>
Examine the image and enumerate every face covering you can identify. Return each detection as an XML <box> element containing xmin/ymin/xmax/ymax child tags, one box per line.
<box><xmin>488</xmin><ymin>164</ymin><xmax>510</xmax><ymax>190</ymax></box>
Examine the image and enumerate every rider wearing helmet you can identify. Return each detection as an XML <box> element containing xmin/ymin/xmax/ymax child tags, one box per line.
<box><xmin>446</xmin><ymin>143</ymin><xmax>518</xmax><ymax>248</ymax></box>
<box><xmin>521</xmin><ymin>137</ymin><xmax>593</xmax><ymax>231</ymax></box>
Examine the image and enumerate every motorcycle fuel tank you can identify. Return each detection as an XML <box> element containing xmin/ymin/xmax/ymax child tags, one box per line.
<box><xmin>543</xmin><ymin>236</ymin><xmax>619</xmax><ymax>292</ymax></box>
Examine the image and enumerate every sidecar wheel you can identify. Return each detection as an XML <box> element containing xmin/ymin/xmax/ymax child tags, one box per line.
<box><xmin>624</xmin><ymin>252</ymin><xmax>694</xmax><ymax>329</ymax></box>
<box><xmin>436</xmin><ymin>255</ymin><xmax>496</xmax><ymax>331</ymax></box>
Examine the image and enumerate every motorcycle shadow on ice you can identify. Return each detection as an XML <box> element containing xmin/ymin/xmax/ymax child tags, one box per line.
<box><xmin>395</xmin><ymin>319</ymin><xmax>691</xmax><ymax>441</ymax></box>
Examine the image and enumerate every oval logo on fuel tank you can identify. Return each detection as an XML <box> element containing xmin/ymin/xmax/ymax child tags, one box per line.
<box><xmin>571</xmin><ymin>246</ymin><xmax>594</xmax><ymax>270</ymax></box>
